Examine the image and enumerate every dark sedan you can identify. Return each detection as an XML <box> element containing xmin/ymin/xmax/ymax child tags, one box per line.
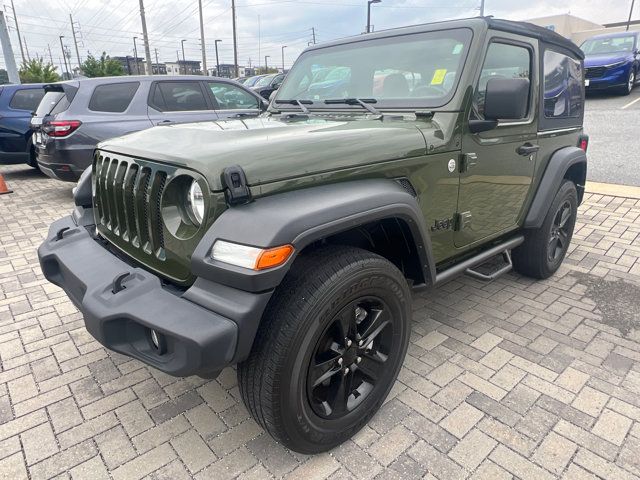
<box><xmin>581</xmin><ymin>31</ymin><xmax>640</xmax><ymax>95</ymax></box>
<box><xmin>0</xmin><ymin>83</ymin><xmax>45</xmax><ymax>168</ymax></box>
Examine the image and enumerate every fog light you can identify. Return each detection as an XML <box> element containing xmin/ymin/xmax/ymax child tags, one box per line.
<box><xmin>149</xmin><ymin>329</ymin><xmax>166</xmax><ymax>354</ymax></box>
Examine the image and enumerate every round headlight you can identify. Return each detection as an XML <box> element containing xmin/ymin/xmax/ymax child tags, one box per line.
<box><xmin>187</xmin><ymin>180</ymin><xmax>205</xmax><ymax>225</ymax></box>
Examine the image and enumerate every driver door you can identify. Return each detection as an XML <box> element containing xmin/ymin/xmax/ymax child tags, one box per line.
<box><xmin>455</xmin><ymin>36</ymin><xmax>539</xmax><ymax>248</ymax></box>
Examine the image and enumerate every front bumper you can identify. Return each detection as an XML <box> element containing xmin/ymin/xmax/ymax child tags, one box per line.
<box><xmin>38</xmin><ymin>215</ymin><xmax>242</xmax><ymax>377</ymax></box>
<box><xmin>585</xmin><ymin>66</ymin><xmax>630</xmax><ymax>90</ymax></box>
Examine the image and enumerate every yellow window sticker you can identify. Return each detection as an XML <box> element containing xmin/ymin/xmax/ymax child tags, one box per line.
<box><xmin>431</xmin><ymin>69</ymin><xmax>447</xmax><ymax>85</ymax></box>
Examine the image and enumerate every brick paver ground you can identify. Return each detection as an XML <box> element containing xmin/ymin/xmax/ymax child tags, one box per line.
<box><xmin>1</xmin><ymin>164</ymin><xmax>640</xmax><ymax>480</ymax></box>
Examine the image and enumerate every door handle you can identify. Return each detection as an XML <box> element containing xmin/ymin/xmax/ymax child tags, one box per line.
<box><xmin>516</xmin><ymin>143</ymin><xmax>540</xmax><ymax>156</ymax></box>
<box><xmin>157</xmin><ymin>120</ymin><xmax>173</xmax><ymax>125</ymax></box>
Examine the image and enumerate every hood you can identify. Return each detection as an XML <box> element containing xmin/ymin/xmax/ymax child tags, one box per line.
<box><xmin>584</xmin><ymin>53</ymin><xmax>631</xmax><ymax>67</ymax></box>
<box><xmin>98</xmin><ymin>114</ymin><xmax>437</xmax><ymax>191</ymax></box>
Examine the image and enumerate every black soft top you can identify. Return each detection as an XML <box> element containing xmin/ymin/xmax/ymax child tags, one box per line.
<box><xmin>486</xmin><ymin>18</ymin><xmax>584</xmax><ymax>59</ymax></box>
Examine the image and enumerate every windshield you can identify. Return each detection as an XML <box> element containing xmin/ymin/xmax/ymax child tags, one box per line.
<box><xmin>255</xmin><ymin>74</ymin><xmax>276</xmax><ymax>87</ymax></box>
<box><xmin>581</xmin><ymin>35</ymin><xmax>636</xmax><ymax>55</ymax></box>
<box><xmin>275</xmin><ymin>28</ymin><xmax>472</xmax><ymax>109</ymax></box>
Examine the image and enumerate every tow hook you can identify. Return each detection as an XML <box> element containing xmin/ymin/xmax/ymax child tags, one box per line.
<box><xmin>112</xmin><ymin>272</ymin><xmax>131</xmax><ymax>294</ymax></box>
<box><xmin>55</xmin><ymin>227</ymin><xmax>70</xmax><ymax>241</ymax></box>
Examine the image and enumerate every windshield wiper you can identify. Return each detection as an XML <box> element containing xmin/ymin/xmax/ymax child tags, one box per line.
<box><xmin>275</xmin><ymin>99</ymin><xmax>313</xmax><ymax>114</ymax></box>
<box><xmin>324</xmin><ymin>98</ymin><xmax>382</xmax><ymax>116</ymax></box>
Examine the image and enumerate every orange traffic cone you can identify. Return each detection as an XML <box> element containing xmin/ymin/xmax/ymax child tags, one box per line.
<box><xmin>0</xmin><ymin>173</ymin><xmax>13</xmax><ymax>195</ymax></box>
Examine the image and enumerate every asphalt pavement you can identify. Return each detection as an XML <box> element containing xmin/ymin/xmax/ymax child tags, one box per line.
<box><xmin>584</xmin><ymin>87</ymin><xmax>640</xmax><ymax>187</ymax></box>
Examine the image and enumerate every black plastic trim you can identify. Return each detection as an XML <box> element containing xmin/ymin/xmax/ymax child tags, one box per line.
<box><xmin>191</xmin><ymin>179</ymin><xmax>436</xmax><ymax>292</ymax></box>
<box><xmin>524</xmin><ymin>146</ymin><xmax>587</xmax><ymax>229</ymax></box>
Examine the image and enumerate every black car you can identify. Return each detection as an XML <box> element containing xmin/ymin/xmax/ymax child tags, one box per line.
<box><xmin>252</xmin><ymin>73</ymin><xmax>286</xmax><ymax>99</ymax></box>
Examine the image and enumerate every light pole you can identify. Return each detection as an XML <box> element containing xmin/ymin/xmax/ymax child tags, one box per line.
<box><xmin>479</xmin><ymin>0</ymin><xmax>485</xmax><ymax>16</ymax></box>
<box><xmin>281</xmin><ymin>45</ymin><xmax>287</xmax><ymax>72</ymax></box>
<box><xmin>59</xmin><ymin>35</ymin><xmax>69</xmax><ymax>79</ymax></box>
<box><xmin>627</xmin><ymin>0</ymin><xmax>636</xmax><ymax>31</ymax></box>
<box><xmin>265</xmin><ymin>55</ymin><xmax>270</xmax><ymax>73</ymax></box>
<box><xmin>215</xmin><ymin>39</ymin><xmax>222</xmax><ymax>77</ymax></box>
<box><xmin>366</xmin><ymin>0</ymin><xmax>381</xmax><ymax>34</ymax></box>
<box><xmin>181</xmin><ymin>39</ymin><xmax>187</xmax><ymax>75</ymax></box>
<box><xmin>133</xmin><ymin>36</ymin><xmax>140</xmax><ymax>74</ymax></box>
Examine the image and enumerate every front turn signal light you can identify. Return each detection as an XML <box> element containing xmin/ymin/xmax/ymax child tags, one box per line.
<box><xmin>256</xmin><ymin>245</ymin><xmax>295</xmax><ymax>270</ymax></box>
<box><xmin>211</xmin><ymin>241</ymin><xmax>294</xmax><ymax>271</ymax></box>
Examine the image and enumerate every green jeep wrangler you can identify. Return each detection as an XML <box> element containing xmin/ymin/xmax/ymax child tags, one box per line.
<box><xmin>39</xmin><ymin>17</ymin><xmax>588</xmax><ymax>453</ymax></box>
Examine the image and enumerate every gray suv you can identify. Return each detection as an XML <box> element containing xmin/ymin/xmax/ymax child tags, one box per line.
<box><xmin>31</xmin><ymin>75</ymin><xmax>266</xmax><ymax>182</ymax></box>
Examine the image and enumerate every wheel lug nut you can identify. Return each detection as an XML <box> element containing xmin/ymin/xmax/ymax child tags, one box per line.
<box><xmin>346</xmin><ymin>339</ymin><xmax>352</xmax><ymax>347</ymax></box>
<box><xmin>356</xmin><ymin>357</ymin><xmax>362</xmax><ymax>364</ymax></box>
<box><xmin>343</xmin><ymin>367</ymin><xmax>350</xmax><ymax>375</ymax></box>
<box><xmin>338</xmin><ymin>358</ymin><xmax>343</xmax><ymax>365</ymax></box>
<box><xmin>359</xmin><ymin>340</ymin><xmax>364</xmax><ymax>347</ymax></box>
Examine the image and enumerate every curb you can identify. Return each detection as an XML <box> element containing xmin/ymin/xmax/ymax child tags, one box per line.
<box><xmin>585</xmin><ymin>181</ymin><xmax>640</xmax><ymax>200</ymax></box>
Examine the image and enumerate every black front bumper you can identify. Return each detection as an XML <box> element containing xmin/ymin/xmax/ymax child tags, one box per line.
<box><xmin>38</xmin><ymin>215</ymin><xmax>242</xmax><ymax>377</ymax></box>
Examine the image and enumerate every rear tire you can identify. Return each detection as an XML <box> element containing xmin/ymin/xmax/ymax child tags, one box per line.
<box><xmin>237</xmin><ymin>246</ymin><xmax>411</xmax><ymax>454</ymax></box>
<box><xmin>27</xmin><ymin>145</ymin><xmax>40</xmax><ymax>170</ymax></box>
<box><xmin>513</xmin><ymin>180</ymin><xmax>578</xmax><ymax>279</ymax></box>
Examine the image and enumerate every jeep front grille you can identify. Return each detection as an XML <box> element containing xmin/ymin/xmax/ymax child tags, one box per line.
<box><xmin>94</xmin><ymin>153</ymin><xmax>167</xmax><ymax>255</ymax></box>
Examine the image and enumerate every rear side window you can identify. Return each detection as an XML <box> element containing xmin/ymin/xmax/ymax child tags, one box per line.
<box><xmin>88</xmin><ymin>82</ymin><xmax>139</xmax><ymax>113</ymax></box>
<box><xmin>543</xmin><ymin>50</ymin><xmax>583</xmax><ymax>119</ymax></box>
<box><xmin>151</xmin><ymin>82</ymin><xmax>209</xmax><ymax>111</ymax></box>
<box><xmin>10</xmin><ymin>88</ymin><xmax>45</xmax><ymax>111</ymax></box>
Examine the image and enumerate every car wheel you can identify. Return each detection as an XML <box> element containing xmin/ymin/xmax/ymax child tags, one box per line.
<box><xmin>512</xmin><ymin>180</ymin><xmax>578</xmax><ymax>279</ymax></box>
<box><xmin>237</xmin><ymin>245</ymin><xmax>411</xmax><ymax>454</ymax></box>
<box><xmin>27</xmin><ymin>145</ymin><xmax>40</xmax><ymax>170</ymax></box>
<box><xmin>622</xmin><ymin>70</ymin><xmax>635</xmax><ymax>95</ymax></box>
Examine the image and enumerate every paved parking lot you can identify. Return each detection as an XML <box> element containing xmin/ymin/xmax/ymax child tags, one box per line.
<box><xmin>1</xmin><ymin>164</ymin><xmax>640</xmax><ymax>480</ymax></box>
<box><xmin>584</xmin><ymin>88</ymin><xmax>640</xmax><ymax>187</ymax></box>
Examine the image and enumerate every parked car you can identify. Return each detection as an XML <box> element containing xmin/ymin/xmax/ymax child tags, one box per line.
<box><xmin>251</xmin><ymin>73</ymin><xmax>286</xmax><ymax>99</ymax></box>
<box><xmin>31</xmin><ymin>75</ymin><xmax>266</xmax><ymax>182</ymax></box>
<box><xmin>242</xmin><ymin>75</ymin><xmax>266</xmax><ymax>87</ymax></box>
<box><xmin>0</xmin><ymin>83</ymin><xmax>45</xmax><ymax>168</ymax></box>
<box><xmin>40</xmin><ymin>17</ymin><xmax>588</xmax><ymax>453</ymax></box>
<box><xmin>581</xmin><ymin>31</ymin><xmax>640</xmax><ymax>95</ymax></box>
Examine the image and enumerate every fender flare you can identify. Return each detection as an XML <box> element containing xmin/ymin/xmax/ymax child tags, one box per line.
<box><xmin>191</xmin><ymin>179</ymin><xmax>436</xmax><ymax>293</ymax></box>
<box><xmin>524</xmin><ymin>146</ymin><xmax>587</xmax><ymax>229</ymax></box>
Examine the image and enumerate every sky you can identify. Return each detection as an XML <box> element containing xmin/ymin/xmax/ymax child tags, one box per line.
<box><xmin>0</xmin><ymin>0</ymin><xmax>637</xmax><ymax>72</ymax></box>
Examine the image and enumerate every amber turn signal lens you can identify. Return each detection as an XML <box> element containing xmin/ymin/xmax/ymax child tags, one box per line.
<box><xmin>255</xmin><ymin>245</ymin><xmax>294</xmax><ymax>270</ymax></box>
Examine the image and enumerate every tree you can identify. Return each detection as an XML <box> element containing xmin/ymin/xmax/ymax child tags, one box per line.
<box><xmin>19</xmin><ymin>59</ymin><xmax>60</xmax><ymax>83</ymax></box>
<box><xmin>0</xmin><ymin>69</ymin><xmax>8</xmax><ymax>84</ymax></box>
<box><xmin>81</xmin><ymin>52</ymin><xmax>125</xmax><ymax>78</ymax></box>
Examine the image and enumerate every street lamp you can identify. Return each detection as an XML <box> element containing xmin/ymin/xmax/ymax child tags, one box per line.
<box><xmin>366</xmin><ymin>0</ymin><xmax>381</xmax><ymax>34</ymax></box>
<box><xmin>265</xmin><ymin>55</ymin><xmax>270</xmax><ymax>73</ymax></box>
<box><xmin>215</xmin><ymin>39</ymin><xmax>222</xmax><ymax>77</ymax></box>
<box><xmin>59</xmin><ymin>36</ymin><xmax>69</xmax><ymax>79</ymax></box>
<box><xmin>133</xmin><ymin>37</ymin><xmax>140</xmax><ymax>74</ymax></box>
<box><xmin>281</xmin><ymin>45</ymin><xmax>287</xmax><ymax>72</ymax></box>
<box><xmin>181</xmin><ymin>39</ymin><xmax>187</xmax><ymax>75</ymax></box>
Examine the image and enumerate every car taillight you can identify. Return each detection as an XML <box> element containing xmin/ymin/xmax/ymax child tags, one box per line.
<box><xmin>578</xmin><ymin>134</ymin><xmax>589</xmax><ymax>152</ymax></box>
<box><xmin>43</xmin><ymin>120</ymin><xmax>82</xmax><ymax>138</ymax></box>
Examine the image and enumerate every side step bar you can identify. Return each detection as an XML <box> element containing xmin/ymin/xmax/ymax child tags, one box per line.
<box><xmin>434</xmin><ymin>235</ymin><xmax>524</xmax><ymax>286</ymax></box>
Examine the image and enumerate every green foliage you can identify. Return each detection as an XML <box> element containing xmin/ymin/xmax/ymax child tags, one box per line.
<box><xmin>81</xmin><ymin>52</ymin><xmax>125</xmax><ymax>78</ymax></box>
<box><xmin>18</xmin><ymin>59</ymin><xmax>60</xmax><ymax>83</ymax></box>
<box><xmin>0</xmin><ymin>69</ymin><xmax>8</xmax><ymax>84</ymax></box>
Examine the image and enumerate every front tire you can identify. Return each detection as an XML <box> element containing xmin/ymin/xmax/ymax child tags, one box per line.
<box><xmin>620</xmin><ymin>69</ymin><xmax>635</xmax><ymax>95</ymax></box>
<box><xmin>513</xmin><ymin>180</ymin><xmax>578</xmax><ymax>279</ymax></box>
<box><xmin>238</xmin><ymin>246</ymin><xmax>411</xmax><ymax>454</ymax></box>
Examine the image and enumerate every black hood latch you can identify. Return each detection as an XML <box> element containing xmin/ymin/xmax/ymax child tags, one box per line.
<box><xmin>222</xmin><ymin>165</ymin><xmax>252</xmax><ymax>206</ymax></box>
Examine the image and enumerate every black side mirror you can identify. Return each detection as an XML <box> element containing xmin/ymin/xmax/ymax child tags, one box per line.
<box><xmin>484</xmin><ymin>77</ymin><xmax>530</xmax><ymax>120</ymax></box>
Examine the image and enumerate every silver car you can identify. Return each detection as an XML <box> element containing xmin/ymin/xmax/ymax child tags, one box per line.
<box><xmin>31</xmin><ymin>75</ymin><xmax>267</xmax><ymax>182</ymax></box>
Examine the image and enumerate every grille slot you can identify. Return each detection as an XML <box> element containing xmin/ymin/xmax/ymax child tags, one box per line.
<box><xmin>395</xmin><ymin>177</ymin><xmax>418</xmax><ymax>197</ymax></box>
<box><xmin>585</xmin><ymin>66</ymin><xmax>606</xmax><ymax>79</ymax></box>
<box><xmin>93</xmin><ymin>155</ymin><xmax>168</xmax><ymax>259</ymax></box>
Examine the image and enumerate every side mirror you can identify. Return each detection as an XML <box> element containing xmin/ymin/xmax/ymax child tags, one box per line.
<box><xmin>484</xmin><ymin>77</ymin><xmax>530</xmax><ymax>120</ymax></box>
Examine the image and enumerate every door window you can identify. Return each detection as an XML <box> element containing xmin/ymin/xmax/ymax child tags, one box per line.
<box><xmin>88</xmin><ymin>82</ymin><xmax>139</xmax><ymax>113</ymax></box>
<box><xmin>151</xmin><ymin>82</ymin><xmax>209</xmax><ymax>111</ymax></box>
<box><xmin>207</xmin><ymin>82</ymin><xmax>259</xmax><ymax>110</ymax></box>
<box><xmin>475</xmin><ymin>42</ymin><xmax>532</xmax><ymax>118</ymax></box>
<box><xmin>10</xmin><ymin>88</ymin><xmax>45</xmax><ymax>111</ymax></box>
